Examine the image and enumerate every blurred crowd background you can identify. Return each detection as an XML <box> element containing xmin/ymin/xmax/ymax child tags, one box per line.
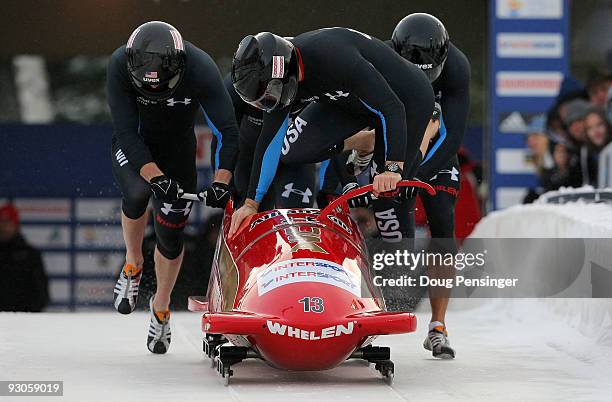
<box><xmin>2</xmin><ymin>0</ymin><xmax>612</xmax><ymax>310</ymax></box>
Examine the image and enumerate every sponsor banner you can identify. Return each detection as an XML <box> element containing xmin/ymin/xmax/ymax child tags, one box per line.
<box><xmin>496</xmin><ymin>148</ymin><xmax>536</xmax><ymax>174</ymax></box>
<box><xmin>496</xmin><ymin>187</ymin><xmax>528</xmax><ymax>209</ymax></box>
<box><xmin>498</xmin><ymin>111</ymin><xmax>546</xmax><ymax>133</ymax></box>
<box><xmin>49</xmin><ymin>279</ymin><xmax>70</xmax><ymax>303</ymax></box>
<box><xmin>257</xmin><ymin>258</ymin><xmax>361</xmax><ymax>297</ymax></box>
<box><xmin>76</xmin><ymin>279</ymin><xmax>114</xmax><ymax>303</ymax></box>
<box><xmin>76</xmin><ymin>198</ymin><xmax>122</xmax><ymax>221</ymax></box>
<box><xmin>76</xmin><ymin>252</ymin><xmax>124</xmax><ymax>276</ymax></box>
<box><xmin>497</xmin><ymin>33</ymin><xmax>563</xmax><ymax>58</ymax></box>
<box><xmin>489</xmin><ymin>0</ymin><xmax>568</xmax><ymax>210</ymax></box>
<box><xmin>42</xmin><ymin>252</ymin><xmax>70</xmax><ymax>275</ymax></box>
<box><xmin>496</xmin><ymin>71</ymin><xmax>563</xmax><ymax>97</ymax></box>
<box><xmin>13</xmin><ymin>198</ymin><xmax>71</xmax><ymax>222</ymax></box>
<box><xmin>496</xmin><ymin>0</ymin><xmax>563</xmax><ymax>19</ymax></box>
<box><xmin>76</xmin><ymin>225</ymin><xmax>125</xmax><ymax>248</ymax></box>
<box><xmin>21</xmin><ymin>225</ymin><xmax>70</xmax><ymax>248</ymax></box>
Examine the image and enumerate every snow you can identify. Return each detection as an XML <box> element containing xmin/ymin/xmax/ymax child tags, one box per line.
<box><xmin>1</xmin><ymin>301</ymin><xmax>611</xmax><ymax>402</ymax></box>
<box><xmin>471</xmin><ymin>201</ymin><xmax>612</xmax><ymax>238</ymax></box>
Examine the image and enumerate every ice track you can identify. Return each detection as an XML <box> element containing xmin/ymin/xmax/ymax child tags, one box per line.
<box><xmin>1</xmin><ymin>300</ymin><xmax>611</xmax><ymax>402</ymax></box>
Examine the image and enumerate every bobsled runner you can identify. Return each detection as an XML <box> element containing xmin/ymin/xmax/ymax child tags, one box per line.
<box><xmin>185</xmin><ymin>181</ymin><xmax>436</xmax><ymax>385</ymax></box>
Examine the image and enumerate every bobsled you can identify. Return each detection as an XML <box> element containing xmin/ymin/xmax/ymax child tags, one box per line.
<box><xmin>186</xmin><ymin>181</ymin><xmax>435</xmax><ymax>385</ymax></box>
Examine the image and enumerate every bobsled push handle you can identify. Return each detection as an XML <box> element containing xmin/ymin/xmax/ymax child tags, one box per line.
<box><xmin>179</xmin><ymin>191</ymin><xmax>203</xmax><ymax>201</ymax></box>
<box><xmin>318</xmin><ymin>180</ymin><xmax>436</xmax><ymax>218</ymax></box>
<box><xmin>179</xmin><ymin>191</ymin><xmax>234</xmax><ymax>215</ymax></box>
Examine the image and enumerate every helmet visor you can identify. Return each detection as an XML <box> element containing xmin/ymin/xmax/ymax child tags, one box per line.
<box><xmin>242</xmin><ymin>79</ymin><xmax>285</xmax><ymax>112</ymax></box>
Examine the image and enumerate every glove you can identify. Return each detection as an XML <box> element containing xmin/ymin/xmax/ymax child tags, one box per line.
<box><xmin>343</xmin><ymin>182</ymin><xmax>371</xmax><ymax>208</ymax></box>
<box><xmin>378</xmin><ymin>179</ymin><xmax>422</xmax><ymax>200</ymax></box>
<box><xmin>150</xmin><ymin>175</ymin><xmax>181</xmax><ymax>202</ymax></box>
<box><xmin>432</xmin><ymin>102</ymin><xmax>442</xmax><ymax>121</ymax></box>
<box><xmin>316</xmin><ymin>191</ymin><xmax>336</xmax><ymax>209</ymax></box>
<box><xmin>201</xmin><ymin>182</ymin><xmax>231</xmax><ymax>208</ymax></box>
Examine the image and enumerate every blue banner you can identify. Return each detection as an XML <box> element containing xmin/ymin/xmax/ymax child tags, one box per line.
<box><xmin>489</xmin><ymin>0</ymin><xmax>569</xmax><ymax>209</ymax></box>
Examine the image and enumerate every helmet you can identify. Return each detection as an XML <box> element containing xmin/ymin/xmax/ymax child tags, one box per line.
<box><xmin>231</xmin><ymin>32</ymin><xmax>299</xmax><ymax>112</ymax></box>
<box><xmin>125</xmin><ymin>21</ymin><xmax>186</xmax><ymax>100</ymax></box>
<box><xmin>391</xmin><ymin>13</ymin><xmax>449</xmax><ymax>82</ymax></box>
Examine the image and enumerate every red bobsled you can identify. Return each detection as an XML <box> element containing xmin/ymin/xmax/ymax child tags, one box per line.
<box><xmin>188</xmin><ymin>181</ymin><xmax>435</xmax><ymax>385</ymax></box>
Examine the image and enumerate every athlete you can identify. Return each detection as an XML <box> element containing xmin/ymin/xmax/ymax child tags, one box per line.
<box><xmin>107</xmin><ymin>21</ymin><xmax>239</xmax><ymax>354</ymax></box>
<box><xmin>223</xmin><ymin>74</ymin><xmax>317</xmax><ymax>209</ymax></box>
<box><xmin>391</xmin><ymin>13</ymin><xmax>471</xmax><ymax>359</ymax></box>
<box><xmin>228</xmin><ymin>28</ymin><xmax>435</xmax><ymax>236</ymax></box>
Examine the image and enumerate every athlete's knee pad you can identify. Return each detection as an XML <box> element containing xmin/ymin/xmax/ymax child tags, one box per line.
<box><xmin>371</xmin><ymin>196</ymin><xmax>416</xmax><ymax>242</ymax></box>
<box><xmin>426</xmin><ymin>197</ymin><xmax>456</xmax><ymax>240</ymax></box>
<box><xmin>112</xmin><ymin>147</ymin><xmax>151</xmax><ymax>219</ymax></box>
<box><xmin>421</xmin><ymin>157</ymin><xmax>460</xmax><ymax>241</ymax></box>
<box><xmin>121</xmin><ymin>182</ymin><xmax>151</xmax><ymax>219</ymax></box>
<box><xmin>152</xmin><ymin>198</ymin><xmax>193</xmax><ymax>260</ymax></box>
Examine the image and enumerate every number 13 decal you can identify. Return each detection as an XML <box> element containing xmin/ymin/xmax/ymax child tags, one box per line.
<box><xmin>298</xmin><ymin>296</ymin><xmax>324</xmax><ymax>313</ymax></box>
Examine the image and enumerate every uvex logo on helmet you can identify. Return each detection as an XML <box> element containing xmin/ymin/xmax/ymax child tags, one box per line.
<box><xmin>392</xmin><ymin>13</ymin><xmax>450</xmax><ymax>82</ymax></box>
<box><xmin>125</xmin><ymin>21</ymin><xmax>186</xmax><ymax>101</ymax></box>
<box><xmin>415</xmin><ymin>63</ymin><xmax>434</xmax><ymax>70</ymax></box>
<box><xmin>143</xmin><ymin>71</ymin><xmax>160</xmax><ymax>83</ymax></box>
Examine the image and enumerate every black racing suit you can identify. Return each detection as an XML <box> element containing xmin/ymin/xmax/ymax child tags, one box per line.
<box><xmin>223</xmin><ymin>75</ymin><xmax>317</xmax><ymax>209</ymax></box>
<box><xmin>107</xmin><ymin>41</ymin><xmax>239</xmax><ymax>259</ymax></box>
<box><xmin>371</xmin><ymin>42</ymin><xmax>471</xmax><ymax>245</ymax></box>
<box><xmin>246</xmin><ymin>28</ymin><xmax>434</xmax><ymax>209</ymax></box>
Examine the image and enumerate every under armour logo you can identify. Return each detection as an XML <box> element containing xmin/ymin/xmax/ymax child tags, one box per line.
<box><xmin>281</xmin><ymin>183</ymin><xmax>312</xmax><ymax>204</ymax></box>
<box><xmin>324</xmin><ymin>91</ymin><xmax>350</xmax><ymax>101</ymax></box>
<box><xmin>166</xmin><ymin>98</ymin><xmax>191</xmax><ymax>106</ymax></box>
<box><xmin>431</xmin><ymin>166</ymin><xmax>459</xmax><ymax>182</ymax></box>
<box><xmin>161</xmin><ymin>201</ymin><xmax>192</xmax><ymax>216</ymax></box>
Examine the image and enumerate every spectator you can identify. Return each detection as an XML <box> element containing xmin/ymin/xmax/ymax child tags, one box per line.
<box><xmin>539</xmin><ymin>142</ymin><xmax>581</xmax><ymax>191</ymax></box>
<box><xmin>527</xmin><ymin>101</ymin><xmax>587</xmax><ymax>194</ymax></box>
<box><xmin>562</xmin><ymin>99</ymin><xmax>590</xmax><ymax>147</ymax></box>
<box><xmin>585</xmin><ymin>107</ymin><xmax>612</xmax><ymax>154</ymax></box>
<box><xmin>0</xmin><ymin>203</ymin><xmax>49</xmax><ymax>312</ymax></box>
<box><xmin>584</xmin><ymin>107</ymin><xmax>612</xmax><ymax>186</ymax></box>
<box><xmin>607</xmin><ymin>86</ymin><xmax>612</xmax><ymax>122</ymax></box>
<box><xmin>585</xmin><ymin>69</ymin><xmax>612</xmax><ymax>108</ymax></box>
<box><xmin>526</xmin><ymin>115</ymin><xmax>554</xmax><ymax>175</ymax></box>
<box><xmin>524</xmin><ymin>115</ymin><xmax>557</xmax><ymax>203</ymax></box>
<box><xmin>546</xmin><ymin>76</ymin><xmax>588</xmax><ymax>144</ymax></box>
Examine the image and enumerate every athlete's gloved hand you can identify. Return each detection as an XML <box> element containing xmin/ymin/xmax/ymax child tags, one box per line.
<box><xmin>200</xmin><ymin>182</ymin><xmax>231</xmax><ymax>208</ymax></box>
<box><xmin>342</xmin><ymin>182</ymin><xmax>371</xmax><ymax>208</ymax></box>
<box><xmin>379</xmin><ymin>179</ymin><xmax>422</xmax><ymax>200</ymax></box>
<box><xmin>432</xmin><ymin>102</ymin><xmax>442</xmax><ymax>121</ymax></box>
<box><xmin>316</xmin><ymin>191</ymin><xmax>336</xmax><ymax>209</ymax></box>
<box><xmin>150</xmin><ymin>175</ymin><xmax>181</xmax><ymax>202</ymax></box>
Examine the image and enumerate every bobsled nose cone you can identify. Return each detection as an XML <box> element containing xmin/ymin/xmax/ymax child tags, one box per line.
<box><xmin>253</xmin><ymin>320</ymin><xmax>361</xmax><ymax>371</ymax></box>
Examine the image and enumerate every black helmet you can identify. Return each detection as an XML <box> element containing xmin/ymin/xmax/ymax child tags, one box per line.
<box><xmin>231</xmin><ymin>32</ymin><xmax>299</xmax><ymax>112</ymax></box>
<box><xmin>125</xmin><ymin>21</ymin><xmax>186</xmax><ymax>100</ymax></box>
<box><xmin>391</xmin><ymin>13</ymin><xmax>449</xmax><ymax>82</ymax></box>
